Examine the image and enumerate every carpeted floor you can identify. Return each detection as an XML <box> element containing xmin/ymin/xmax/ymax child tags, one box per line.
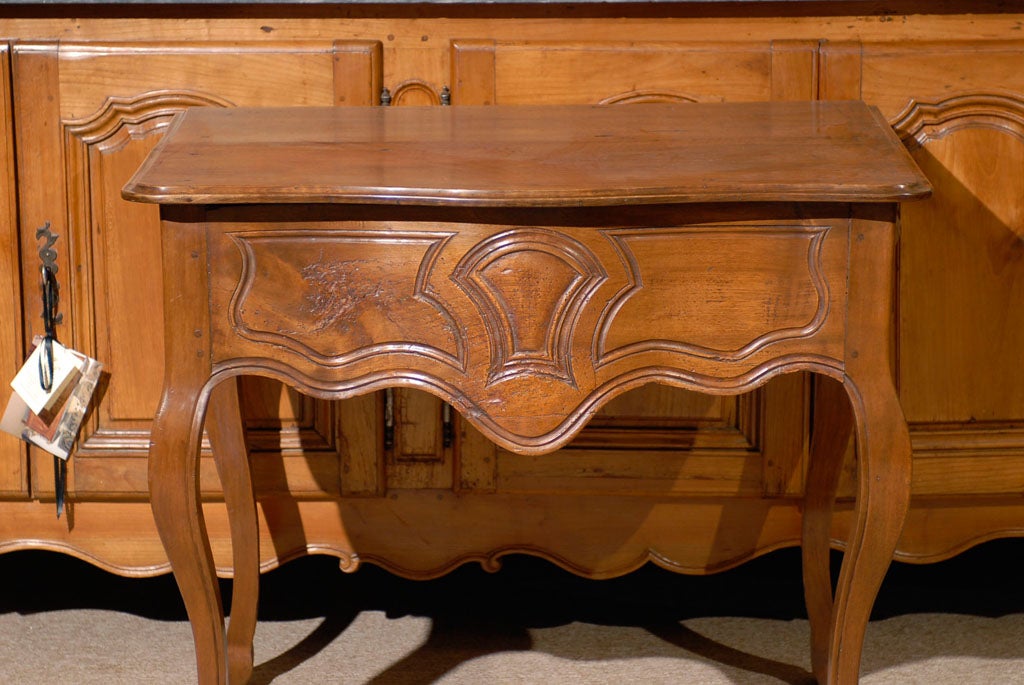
<box><xmin>1</xmin><ymin>539</ymin><xmax>1022</xmax><ymax>683</ymax></box>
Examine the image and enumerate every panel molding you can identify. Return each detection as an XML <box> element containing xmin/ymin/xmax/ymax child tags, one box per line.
<box><xmin>63</xmin><ymin>90</ymin><xmax>235</xmax><ymax>148</ymax></box>
<box><xmin>892</xmin><ymin>92</ymin><xmax>1024</xmax><ymax>148</ymax></box>
<box><xmin>388</xmin><ymin>78</ymin><xmax>445</xmax><ymax>106</ymax></box>
<box><xmin>598</xmin><ymin>90</ymin><xmax>698</xmax><ymax>105</ymax></box>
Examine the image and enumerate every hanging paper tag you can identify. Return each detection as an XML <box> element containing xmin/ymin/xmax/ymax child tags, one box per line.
<box><xmin>10</xmin><ymin>339</ymin><xmax>84</xmax><ymax>417</ymax></box>
<box><xmin>2</xmin><ymin>339</ymin><xmax>103</xmax><ymax>461</ymax></box>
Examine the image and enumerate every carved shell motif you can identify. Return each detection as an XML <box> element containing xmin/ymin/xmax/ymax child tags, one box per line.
<box><xmin>451</xmin><ymin>227</ymin><xmax>607</xmax><ymax>388</ymax></box>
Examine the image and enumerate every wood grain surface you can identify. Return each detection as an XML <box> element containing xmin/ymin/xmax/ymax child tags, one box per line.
<box><xmin>123</xmin><ymin>101</ymin><xmax>930</xmax><ymax>206</ymax></box>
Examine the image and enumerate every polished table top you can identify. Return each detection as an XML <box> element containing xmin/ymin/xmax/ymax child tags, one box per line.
<box><xmin>123</xmin><ymin>101</ymin><xmax>931</xmax><ymax>207</ymax></box>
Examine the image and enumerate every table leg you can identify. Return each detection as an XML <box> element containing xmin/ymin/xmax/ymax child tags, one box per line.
<box><xmin>802</xmin><ymin>376</ymin><xmax>854</xmax><ymax>681</ymax></box>
<box><xmin>150</xmin><ymin>382</ymin><xmax>227</xmax><ymax>685</ymax></box>
<box><xmin>803</xmin><ymin>211</ymin><xmax>913</xmax><ymax>683</ymax></box>
<box><xmin>818</xmin><ymin>367</ymin><xmax>912</xmax><ymax>684</ymax></box>
<box><xmin>208</xmin><ymin>377</ymin><xmax>259</xmax><ymax>683</ymax></box>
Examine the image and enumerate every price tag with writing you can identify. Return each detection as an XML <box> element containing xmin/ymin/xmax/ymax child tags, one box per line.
<box><xmin>2</xmin><ymin>337</ymin><xmax>103</xmax><ymax>462</ymax></box>
<box><xmin>9</xmin><ymin>339</ymin><xmax>84</xmax><ymax>418</ymax></box>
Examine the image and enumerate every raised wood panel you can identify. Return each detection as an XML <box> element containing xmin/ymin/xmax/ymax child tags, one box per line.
<box><xmin>824</xmin><ymin>40</ymin><xmax>1024</xmax><ymax>497</ymax></box>
<box><xmin>387</xmin><ymin>388</ymin><xmax>453</xmax><ymax>489</ymax></box>
<box><xmin>333</xmin><ymin>40</ymin><xmax>384</xmax><ymax>107</ymax></box>
<box><xmin>14</xmin><ymin>41</ymin><xmax>381</xmax><ymax>499</ymax></box>
<box><xmin>0</xmin><ymin>43</ymin><xmax>28</xmax><ymax>498</ymax></box>
<box><xmin>54</xmin><ymin>42</ymin><xmax>338</xmax><ymax>118</ymax></box>
<box><xmin>857</xmin><ymin>41</ymin><xmax>1024</xmax><ymax>122</ymax></box>
<box><xmin>899</xmin><ymin>126</ymin><xmax>1024</xmax><ymax>425</ymax></box>
<box><xmin>450</xmin><ymin>39</ymin><xmax>818</xmax><ymax>105</ymax></box>
<box><xmin>450</xmin><ymin>38</ymin><xmax>814</xmax><ymax>498</ymax></box>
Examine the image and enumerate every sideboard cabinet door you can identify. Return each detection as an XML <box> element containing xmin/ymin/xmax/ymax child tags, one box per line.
<box><xmin>12</xmin><ymin>40</ymin><xmax>382</xmax><ymax>502</ymax></box>
<box><xmin>821</xmin><ymin>41</ymin><xmax>1024</xmax><ymax>510</ymax></box>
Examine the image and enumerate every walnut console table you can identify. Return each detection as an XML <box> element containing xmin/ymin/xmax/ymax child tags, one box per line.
<box><xmin>123</xmin><ymin>101</ymin><xmax>930</xmax><ymax>684</ymax></box>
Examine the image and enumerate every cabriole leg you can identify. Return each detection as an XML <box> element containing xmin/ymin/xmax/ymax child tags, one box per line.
<box><xmin>821</xmin><ymin>370</ymin><xmax>911</xmax><ymax>683</ymax></box>
<box><xmin>150</xmin><ymin>383</ymin><xmax>226</xmax><ymax>685</ymax></box>
<box><xmin>208</xmin><ymin>377</ymin><xmax>259</xmax><ymax>683</ymax></box>
<box><xmin>802</xmin><ymin>375</ymin><xmax>855</xmax><ymax>682</ymax></box>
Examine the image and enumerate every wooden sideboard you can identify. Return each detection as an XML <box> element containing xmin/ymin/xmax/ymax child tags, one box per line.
<box><xmin>0</xmin><ymin>1</ymin><xmax>1022</xmax><ymax>579</ymax></box>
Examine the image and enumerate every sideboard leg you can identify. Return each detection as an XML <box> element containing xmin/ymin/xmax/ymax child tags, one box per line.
<box><xmin>802</xmin><ymin>376</ymin><xmax>854</xmax><ymax>683</ymax></box>
<box><xmin>209</xmin><ymin>377</ymin><xmax>259</xmax><ymax>683</ymax></box>
<box><xmin>150</xmin><ymin>383</ymin><xmax>226</xmax><ymax>685</ymax></box>
<box><xmin>823</xmin><ymin>371</ymin><xmax>912</xmax><ymax>684</ymax></box>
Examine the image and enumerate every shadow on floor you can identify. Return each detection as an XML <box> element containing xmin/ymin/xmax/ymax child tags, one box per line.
<box><xmin>1</xmin><ymin>537</ymin><xmax>1021</xmax><ymax>683</ymax></box>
